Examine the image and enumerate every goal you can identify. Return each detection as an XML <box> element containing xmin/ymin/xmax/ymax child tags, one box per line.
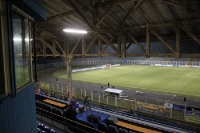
<box><xmin>104</xmin><ymin>64</ymin><xmax>111</xmax><ymax>69</ymax></box>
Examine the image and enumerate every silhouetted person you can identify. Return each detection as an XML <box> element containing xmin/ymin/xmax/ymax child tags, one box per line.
<box><xmin>66</xmin><ymin>103</ymin><xmax>77</xmax><ymax>132</ymax></box>
<box><xmin>108</xmin><ymin>83</ymin><xmax>110</xmax><ymax>88</ymax></box>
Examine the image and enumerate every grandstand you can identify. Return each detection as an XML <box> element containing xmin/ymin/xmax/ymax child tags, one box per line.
<box><xmin>35</xmin><ymin>91</ymin><xmax>200</xmax><ymax>133</ymax></box>
<box><xmin>2</xmin><ymin>0</ymin><xmax>200</xmax><ymax>133</ymax></box>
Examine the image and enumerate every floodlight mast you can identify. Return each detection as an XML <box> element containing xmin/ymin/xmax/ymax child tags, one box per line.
<box><xmin>63</xmin><ymin>29</ymin><xmax>87</xmax><ymax>34</ymax></box>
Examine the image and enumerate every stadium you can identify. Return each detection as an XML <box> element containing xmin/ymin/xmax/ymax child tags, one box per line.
<box><xmin>1</xmin><ymin>0</ymin><xmax>200</xmax><ymax>133</ymax></box>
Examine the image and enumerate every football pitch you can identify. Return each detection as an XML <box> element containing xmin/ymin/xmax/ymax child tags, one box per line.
<box><xmin>53</xmin><ymin>65</ymin><xmax>200</xmax><ymax>98</ymax></box>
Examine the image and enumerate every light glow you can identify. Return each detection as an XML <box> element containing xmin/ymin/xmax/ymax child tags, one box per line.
<box><xmin>13</xmin><ymin>38</ymin><xmax>33</xmax><ymax>41</ymax></box>
<box><xmin>63</xmin><ymin>29</ymin><xmax>87</xmax><ymax>34</ymax></box>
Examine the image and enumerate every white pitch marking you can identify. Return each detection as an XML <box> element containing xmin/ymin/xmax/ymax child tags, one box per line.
<box><xmin>187</xmin><ymin>73</ymin><xmax>200</xmax><ymax>79</ymax></box>
<box><xmin>165</xmin><ymin>95</ymin><xmax>176</xmax><ymax>103</ymax></box>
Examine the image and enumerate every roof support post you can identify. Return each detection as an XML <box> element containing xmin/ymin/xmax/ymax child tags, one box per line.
<box><xmin>65</xmin><ymin>56</ymin><xmax>73</xmax><ymax>100</ymax></box>
<box><xmin>82</xmin><ymin>36</ymin><xmax>85</xmax><ymax>58</ymax></box>
<box><xmin>176</xmin><ymin>25</ymin><xmax>180</xmax><ymax>58</ymax></box>
<box><xmin>98</xmin><ymin>36</ymin><xmax>102</xmax><ymax>57</ymax></box>
<box><xmin>146</xmin><ymin>23</ymin><xmax>150</xmax><ymax>58</ymax></box>
<box><xmin>122</xmin><ymin>36</ymin><xmax>126</xmax><ymax>58</ymax></box>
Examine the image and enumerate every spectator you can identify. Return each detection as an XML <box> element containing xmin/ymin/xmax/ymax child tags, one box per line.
<box><xmin>70</xmin><ymin>98</ymin><xmax>79</xmax><ymax>110</ymax></box>
<box><xmin>66</xmin><ymin>103</ymin><xmax>77</xmax><ymax>132</ymax></box>
<box><xmin>35</xmin><ymin>88</ymin><xmax>40</xmax><ymax>94</ymax></box>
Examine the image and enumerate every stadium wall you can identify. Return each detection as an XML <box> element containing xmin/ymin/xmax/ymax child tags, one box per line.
<box><xmin>0</xmin><ymin>83</ymin><xmax>38</xmax><ymax>133</ymax></box>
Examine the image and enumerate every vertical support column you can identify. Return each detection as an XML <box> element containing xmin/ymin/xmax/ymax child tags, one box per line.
<box><xmin>176</xmin><ymin>25</ymin><xmax>180</xmax><ymax>59</ymax></box>
<box><xmin>117</xmin><ymin>37</ymin><xmax>121</xmax><ymax>58</ymax></box>
<box><xmin>65</xmin><ymin>57</ymin><xmax>72</xmax><ymax>100</ymax></box>
<box><xmin>146</xmin><ymin>23</ymin><xmax>150</xmax><ymax>58</ymax></box>
<box><xmin>53</xmin><ymin>40</ymin><xmax>56</xmax><ymax>57</ymax></box>
<box><xmin>98</xmin><ymin>36</ymin><xmax>102</xmax><ymax>57</ymax></box>
<box><xmin>82</xmin><ymin>36</ymin><xmax>85</xmax><ymax>57</ymax></box>
<box><xmin>122</xmin><ymin>36</ymin><xmax>126</xmax><ymax>58</ymax></box>
<box><xmin>43</xmin><ymin>43</ymin><xmax>46</xmax><ymax>57</ymax></box>
<box><xmin>64</xmin><ymin>40</ymin><xmax>66</xmax><ymax>55</ymax></box>
<box><xmin>67</xmin><ymin>37</ymin><xmax>70</xmax><ymax>56</ymax></box>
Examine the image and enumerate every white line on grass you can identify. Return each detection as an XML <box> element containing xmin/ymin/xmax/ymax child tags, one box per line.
<box><xmin>187</xmin><ymin>73</ymin><xmax>200</xmax><ymax>79</ymax></box>
<box><xmin>165</xmin><ymin>95</ymin><xmax>176</xmax><ymax>103</ymax></box>
<box><xmin>86</xmin><ymin>69</ymin><xmax>141</xmax><ymax>76</ymax></box>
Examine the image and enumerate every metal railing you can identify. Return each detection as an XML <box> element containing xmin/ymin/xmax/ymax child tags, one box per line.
<box><xmin>37</xmin><ymin>81</ymin><xmax>187</xmax><ymax>123</ymax></box>
<box><xmin>32</xmin><ymin>59</ymin><xmax>200</xmax><ymax>70</ymax></box>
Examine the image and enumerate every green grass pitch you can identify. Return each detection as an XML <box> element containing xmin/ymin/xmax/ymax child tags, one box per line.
<box><xmin>53</xmin><ymin>65</ymin><xmax>200</xmax><ymax>98</ymax></box>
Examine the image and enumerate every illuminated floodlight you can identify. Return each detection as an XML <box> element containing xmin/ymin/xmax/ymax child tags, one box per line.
<box><xmin>63</xmin><ymin>29</ymin><xmax>87</xmax><ymax>34</ymax></box>
<box><xmin>13</xmin><ymin>38</ymin><xmax>33</xmax><ymax>41</ymax></box>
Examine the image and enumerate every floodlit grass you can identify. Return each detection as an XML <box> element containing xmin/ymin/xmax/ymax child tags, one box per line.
<box><xmin>53</xmin><ymin>65</ymin><xmax>200</xmax><ymax>98</ymax></box>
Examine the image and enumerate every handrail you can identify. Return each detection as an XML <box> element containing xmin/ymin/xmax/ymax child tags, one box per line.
<box><xmin>36</xmin><ymin>107</ymin><xmax>104</xmax><ymax>133</ymax></box>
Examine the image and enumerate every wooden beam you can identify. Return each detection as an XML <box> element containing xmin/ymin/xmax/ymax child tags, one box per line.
<box><xmin>120</xmin><ymin>0</ymin><xmax>143</xmax><ymax>27</ymax></box>
<box><xmin>124</xmin><ymin>19</ymin><xmax>200</xmax><ymax>30</ymax></box>
<box><xmin>37</xmin><ymin>37</ymin><xmax>66</xmax><ymax>59</ymax></box>
<box><xmin>126</xmin><ymin>43</ymin><xmax>132</xmax><ymax>50</ymax></box>
<box><xmin>47</xmin><ymin>10</ymin><xmax>76</xmax><ymax>21</ymax></box>
<box><xmin>64</xmin><ymin>40</ymin><xmax>66</xmax><ymax>55</ymax></box>
<box><xmin>98</xmin><ymin>36</ymin><xmax>102</xmax><ymax>57</ymax></box>
<box><xmin>146</xmin><ymin>0</ymin><xmax>164</xmax><ymax>23</ymax></box>
<box><xmin>146</xmin><ymin>23</ymin><xmax>150</xmax><ymax>58</ymax></box>
<box><xmin>69</xmin><ymin>0</ymin><xmax>95</xmax><ymax>29</ymax></box>
<box><xmin>149</xmin><ymin>53</ymin><xmax>174</xmax><ymax>57</ymax></box>
<box><xmin>163</xmin><ymin>2</ymin><xmax>176</xmax><ymax>21</ymax></box>
<box><xmin>127</xmin><ymin>32</ymin><xmax>146</xmax><ymax>53</ymax></box>
<box><xmin>70</xmin><ymin>37</ymin><xmax>81</xmax><ymax>54</ymax></box>
<box><xmin>93</xmin><ymin>0</ymin><xmax>137</xmax><ymax>8</ymax></box>
<box><xmin>82</xmin><ymin>36</ymin><xmax>85</xmax><ymax>57</ymax></box>
<box><xmin>55</xmin><ymin>40</ymin><xmax>65</xmax><ymax>54</ymax></box>
<box><xmin>37</xmin><ymin>43</ymin><xmax>43</xmax><ymax>54</ymax></box>
<box><xmin>122</xmin><ymin>36</ymin><xmax>126</xmax><ymax>58</ymax></box>
<box><xmin>126</xmin><ymin>53</ymin><xmax>146</xmax><ymax>56</ymax></box>
<box><xmin>102</xmin><ymin>38</ymin><xmax>113</xmax><ymax>54</ymax></box>
<box><xmin>102</xmin><ymin>45</ymin><xmax>109</xmax><ymax>54</ymax></box>
<box><xmin>43</xmin><ymin>43</ymin><xmax>46</xmax><ymax>57</ymax></box>
<box><xmin>176</xmin><ymin>25</ymin><xmax>180</xmax><ymax>58</ymax></box>
<box><xmin>118</xmin><ymin>4</ymin><xmax>141</xmax><ymax>25</ymax></box>
<box><xmin>95</xmin><ymin>5</ymin><xmax>113</xmax><ymax>26</ymax></box>
<box><xmin>163</xmin><ymin>0</ymin><xmax>200</xmax><ymax>12</ymax></box>
<box><xmin>98</xmin><ymin>34</ymin><xmax>121</xmax><ymax>54</ymax></box>
<box><xmin>150</xmin><ymin>28</ymin><xmax>176</xmax><ymax>53</ymax></box>
<box><xmin>117</xmin><ymin>37</ymin><xmax>122</xmax><ymax>58</ymax></box>
<box><xmin>85</xmin><ymin>35</ymin><xmax>98</xmax><ymax>54</ymax></box>
<box><xmin>52</xmin><ymin>40</ymin><xmax>56</xmax><ymax>56</ymax></box>
<box><xmin>180</xmin><ymin>25</ymin><xmax>200</xmax><ymax>45</ymax></box>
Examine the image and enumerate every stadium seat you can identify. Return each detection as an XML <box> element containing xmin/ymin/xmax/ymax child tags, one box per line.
<box><xmin>118</xmin><ymin>128</ymin><xmax>128</xmax><ymax>133</ymax></box>
<box><xmin>129</xmin><ymin>131</ymin><xmax>136</xmax><ymax>133</ymax></box>
<box><xmin>38</xmin><ymin>123</ymin><xmax>45</xmax><ymax>131</ymax></box>
<box><xmin>44</xmin><ymin>126</ymin><xmax>51</xmax><ymax>133</ymax></box>
<box><xmin>98</xmin><ymin>122</ymin><xmax>108</xmax><ymax>133</ymax></box>
<box><xmin>51</xmin><ymin>129</ymin><xmax>56</xmax><ymax>133</ymax></box>
<box><xmin>108</xmin><ymin>125</ymin><xmax>118</xmax><ymax>133</ymax></box>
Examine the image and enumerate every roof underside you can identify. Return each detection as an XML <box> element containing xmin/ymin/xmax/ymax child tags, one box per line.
<box><xmin>35</xmin><ymin>0</ymin><xmax>200</xmax><ymax>58</ymax></box>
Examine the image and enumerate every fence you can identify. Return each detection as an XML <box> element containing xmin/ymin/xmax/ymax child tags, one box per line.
<box><xmin>35</xmin><ymin>59</ymin><xmax>200</xmax><ymax>124</ymax></box>
<box><xmin>32</xmin><ymin>59</ymin><xmax>200</xmax><ymax>70</ymax></box>
<box><xmin>37</xmin><ymin>81</ymin><xmax>188</xmax><ymax>123</ymax></box>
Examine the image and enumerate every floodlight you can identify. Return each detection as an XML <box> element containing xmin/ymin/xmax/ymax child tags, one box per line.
<box><xmin>63</xmin><ymin>29</ymin><xmax>87</xmax><ymax>34</ymax></box>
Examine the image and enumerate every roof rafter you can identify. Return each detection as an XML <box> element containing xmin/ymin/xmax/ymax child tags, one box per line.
<box><xmin>120</xmin><ymin>0</ymin><xmax>143</xmax><ymax>27</ymax></box>
<box><xmin>163</xmin><ymin>0</ymin><xmax>200</xmax><ymax>12</ymax></box>
<box><xmin>94</xmin><ymin>0</ymin><xmax>137</xmax><ymax>8</ymax></box>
